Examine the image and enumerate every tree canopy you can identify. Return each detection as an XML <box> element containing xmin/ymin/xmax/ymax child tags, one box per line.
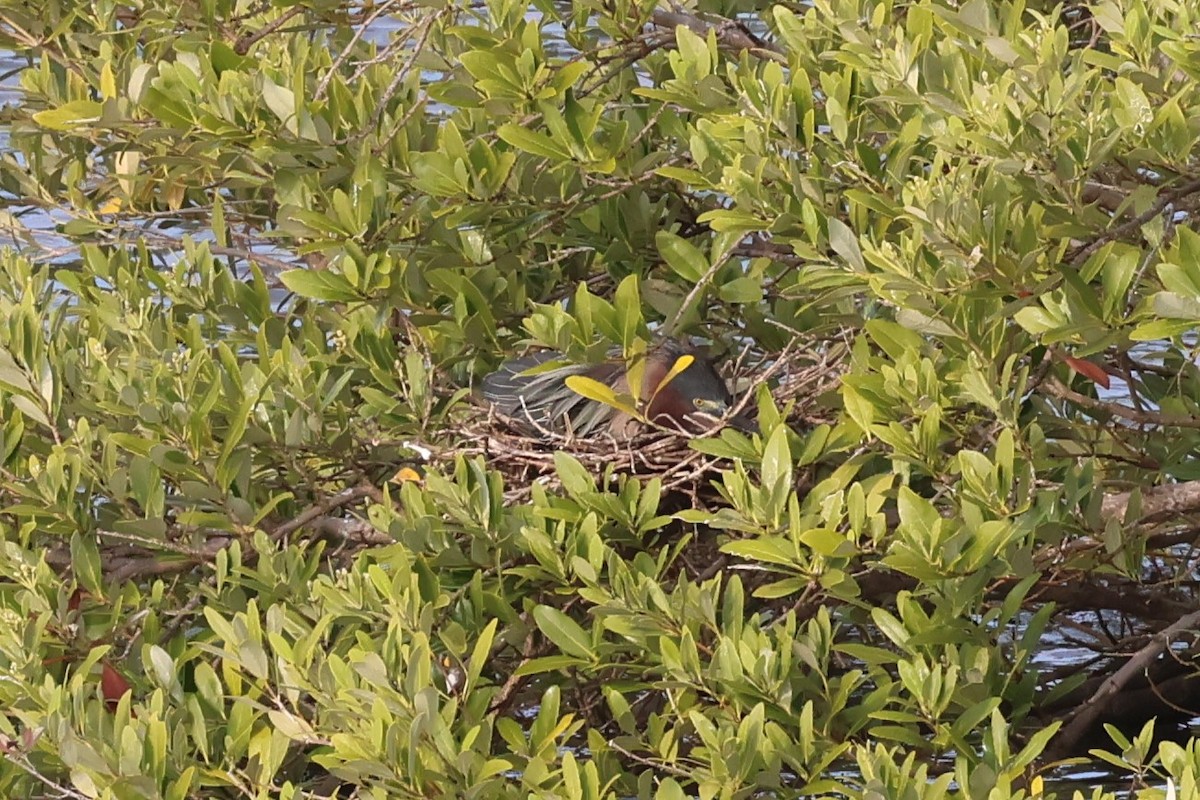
<box><xmin>1</xmin><ymin>0</ymin><xmax>1200</xmax><ymax>797</ymax></box>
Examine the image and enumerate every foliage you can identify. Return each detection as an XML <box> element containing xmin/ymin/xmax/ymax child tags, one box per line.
<box><xmin>0</xmin><ymin>0</ymin><xmax>1198</xmax><ymax>797</ymax></box>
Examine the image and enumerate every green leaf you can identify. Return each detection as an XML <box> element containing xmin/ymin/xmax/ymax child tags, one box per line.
<box><xmin>9</xmin><ymin>395</ymin><xmax>49</xmax><ymax>427</ymax></box>
<box><xmin>1012</xmin><ymin>305</ymin><xmax>1060</xmax><ymax>335</ymax></box>
<box><xmin>721</xmin><ymin>537</ymin><xmax>797</xmax><ymax>566</ymax></box>
<box><xmin>871</xmin><ymin>607</ymin><xmax>911</xmax><ymax>650</ymax></box>
<box><xmin>760</xmin><ymin>425</ymin><xmax>792</xmax><ymax>498</ymax></box>
<box><xmin>718</xmin><ymin>276</ymin><xmax>763</xmax><ymax>304</ymax></box>
<box><xmin>800</xmin><ymin>527</ymin><xmax>855</xmax><ymax>557</ymax></box>
<box><xmin>512</xmin><ymin>655</ymin><xmax>588</xmax><ymax>676</ymax></box>
<box><xmin>894</xmin><ymin>309</ymin><xmax>957</xmax><ymax>338</ymax></box>
<box><xmin>897</xmin><ymin>487</ymin><xmax>940</xmax><ymax>541</ymax></box>
<box><xmin>278</xmin><ymin>269</ymin><xmax>361</xmax><ymax>302</ymax></box>
<box><xmin>532</xmin><ymin>606</ymin><xmax>594</xmax><ymax>660</ymax></box>
<box><xmin>1152</xmin><ymin>291</ymin><xmax>1200</xmax><ymax>319</ymax></box>
<box><xmin>0</xmin><ymin>347</ymin><xmax>32</xmax><ymax>393</ymax></box>
<box><xmin>1129</xmin><ymin>318</ymin><xmax>1197</xmax><ymax>341</ymax></box>
<box><xmin>656</xmin><ymin>231</ymin><xmax>708</xmax><ymax>282</ymax></box>
<box><xmin>497</xmin><ymin>123</ymin><xmax>572</xmax><ymax>160</ymax></box>
<box><xmin>32</xmin><ymin>100</ymin><xmax>103</xmax><ymax>130</ymax></box>
<box><xmin>672</xmin><ymin>25</ymin><xmax>712</xmax><ymax>80</ymax></box>
<box><xmin>1158</xmin><ymin>262</ymin><xmax>1200</xmax><ymax>298</ymax></box>
<box><xmin>1112</xmin><ymin>77</ymin><xmax>1151</xmax><ymax>130</ymax></box>
<box><xmin>147</xmin><ymin>645</ymin><xmax>176</xmax><ymax>691</ymax></box>
<box><xmin>697</xmin><ymin>208</ymin><xmax>767</xmax><ymax>234</ymax></box>
<box><xmin>772</xmin><ymin>6</ymin><xmax>806</xmax><ymax>54</ymax></box>
<box><xmin>614</xmin><ymin>274</ymin><xmax>642</xmax><ymax>349</ymax></box>
<box><xmin>550</xmin><ymin>61</ymin><xmax>589</xmax><ymax>94</ymax></box>
<box><xmin>553</xmin><ymin>451</ymin><xmax>595</xmax><ymax>497</ymax></box>
<box><xmin>656</xmin><ymin>778</ymin><xmax>688</xmax><ymax>800</ymax></box>
<box><xmin>753</xmin><ymin>577</ymin><xmax>809</xmax><ymax>598</ymax></box>
<box><xmin>865</xmin><ymin>319</ymin><xmax>925</xmax><ymax>360</ymax></box>
<box><xmin>827</xmin><ymin>218</ymin><xmax>864</xmax><ymax>271</ymax></box>
<box><xmin>70</xmin><ymin>533</ymin><xmax>103</xmax><ymax>596</ymax></box>
<box><xmin>260</xmin><ymin>77</ymin><xmax>296</xmax><ymax>127</ymax></box>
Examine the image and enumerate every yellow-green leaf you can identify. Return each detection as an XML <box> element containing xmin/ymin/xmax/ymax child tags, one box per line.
<box><xmin>32</xmin><ymin>100</ymin><xmax>103</xmax><ymax>130</ymax></box>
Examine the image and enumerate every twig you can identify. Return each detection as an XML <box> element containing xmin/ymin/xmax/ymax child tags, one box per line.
<box><xmin>608</xmin><ymin>739</ymin><xmax>698</xmax><ymax>780</ymax></box>
<box><xmin>664</xmin><ymin>239</ymin><xmax>739</xmax><ymax>336</ymax></box>
<box><xmin>357</xmin><ymin>8</ymin><xmax>449</xmax><ymax>147</ymax></box>
<box><xmin>314</xmin><ymin>0</ymin><xmax>407</xmax><ymax>100</ymax></box>
<box><xmin>3</xmin><ymin>753</ymin><xmax>91</xmax><ymax>800</ymax></box>
<box><xmin>160</xmin><ymin>592</ymin><xmax>206</xmax><ymax>643</ymax></box>
<box><xmin>488</xmin><ymin>623</ymin><xmax>539</xmax><ymax>714</ymax></box>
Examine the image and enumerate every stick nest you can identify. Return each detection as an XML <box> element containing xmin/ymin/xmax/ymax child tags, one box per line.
<box><xmin>448</xmin><ymin>342</ymin><xmax>848</xmax><ymax>504</ymax></box>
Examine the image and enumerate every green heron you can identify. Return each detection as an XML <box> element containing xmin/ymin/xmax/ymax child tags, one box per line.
<box><xmin>481</xmin><ymin>339</ymin><xmax>755</xmax><ymax>439</ymax></box>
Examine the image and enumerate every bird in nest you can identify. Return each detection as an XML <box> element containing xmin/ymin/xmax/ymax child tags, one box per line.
<box><xmin>481</xmin><ymin>339</ymin><xmax>755</xmax><ymax>439</ymax></box>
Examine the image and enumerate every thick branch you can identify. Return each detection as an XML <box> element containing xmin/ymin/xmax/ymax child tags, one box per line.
<box><xmin>1027</xmin><ymin>578</ymin><xmax>1193</xmax><ymax>620</ymax></box>
<box><xmin>1044</xmin><ymin>608</ymin><xmax>1200</xmax><ymax>762</ymax></box>
<box><xmin>106</xmin><ymin>535</ymin><xmax>233</xmax><ymax>583</ymax></box>
<box><xmin>848</xmin><ymin>571</ymin><xmax>1190</xmax><ymax>622</ymax></box>
<box><xmin>1101</xmin><ymin>479</ymin><xmax>1200</xmax><ymax>525</ymax></box>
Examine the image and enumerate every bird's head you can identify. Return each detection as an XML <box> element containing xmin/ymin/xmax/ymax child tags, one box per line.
<box><xmin>645</xmin><ymin>344</ymin><xmax>757</xmax><ymax>434</ymax></box>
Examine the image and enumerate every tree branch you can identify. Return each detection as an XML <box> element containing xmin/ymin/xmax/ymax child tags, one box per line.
<box><xmin>1069</xmin><ymin>177</ymin><xmax>1200</xmax><ymax>266</ymax></box>
<box><xmin>1041</xmin><ymin>375</ymin><xmax>1200</xmax><ymax>429</ymax></box>
<box><xmin>649</xmin><ymin>9</ymin><xmax>785</xmax><ymax>59</ymax></box>
<box><xmin>269</xmin><ymin>484</ymin><xmax>377</xmax><ymax>543</ymax></box>
<box><xmin>1101</xmin><ymin>479</ymin><xmax>1200</xmax><ymax>525</ymax></box>
<box><xmin>1044</xmin><ymin>608</ymin><xmax>1200</xmax><ymax>762</ymax></box>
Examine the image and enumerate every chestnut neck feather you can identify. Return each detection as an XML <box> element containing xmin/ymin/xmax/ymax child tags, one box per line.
<box><xmin>643</xmin><ymin>353</ymin><xmax>692</xmax><ymax>428</ymax></box>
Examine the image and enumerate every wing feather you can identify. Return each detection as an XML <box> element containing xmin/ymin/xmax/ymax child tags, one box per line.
<box><xmin>481</xmin><ymin>353</ymin><xmax>623</xmax><ymax>436</ymax></box>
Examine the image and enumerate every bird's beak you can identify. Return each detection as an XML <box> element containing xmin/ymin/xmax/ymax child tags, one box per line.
<box><xmin>725</xmin><ymin>410</ymin><xmax>758</xmax><ymax>434</ymax></box>
<box><xmin>688</xmin><ymin>404</ymin><xmax>758</xmax><ymax>434</ymax></box>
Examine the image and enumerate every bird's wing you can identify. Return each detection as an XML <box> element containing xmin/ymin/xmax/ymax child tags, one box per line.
<box><xmin>482</xmin><ymin>353</ymin><xmax>624</xmax><ymax>436</ymax></box>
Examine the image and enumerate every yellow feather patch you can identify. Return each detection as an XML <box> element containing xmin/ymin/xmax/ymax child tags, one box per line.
<box><xmin>391</xmin><ymin>466</ymin><xmax>423</xmax><ymax>484</ymax></box>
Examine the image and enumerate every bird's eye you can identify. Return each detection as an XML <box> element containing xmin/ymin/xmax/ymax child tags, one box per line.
<box><xmin>693</xmin><ymin>398</ymin><xmax>715</xmax><ymax>410</ymax></box>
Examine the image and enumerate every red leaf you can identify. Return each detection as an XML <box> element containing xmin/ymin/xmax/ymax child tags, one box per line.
<box><xmin>20</xmin><ymin>727</ymin><xmax>41</xmax><ymax>750</ymax></box>
<box><xmin>1063</xmin><ymin>356</ymin><xmax>1111</xmax><ymax>389</ymax></box>
<box><xmin>67</xmin><ymin>588</ymin><xmax>87</xmax><ymax>611</ymax></box>
<box><xmin>100</xmin><ymin>662</ymin><xmax>131</xmax><ymax>712</ymax></box>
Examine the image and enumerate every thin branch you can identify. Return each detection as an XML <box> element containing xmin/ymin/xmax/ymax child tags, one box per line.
<box><xmin>648</xmin><ymin>9</ymin><xmax>785</xmax><ymax>60</ymax></box>
<box><xmin>269</xmin><ymin>484</ymin><xmax>377</xmax><ymax>543</ymax></box>
<box><xmin>309</xmin><ymin>515</ymin><xmax>393</xmax><ymax>546</ymax></box>
<box><xmin>664</xmin><ymin>239</ymin><xmax>738</xmax><ymax>336</ymax></box>
<box><xmin>608</xmin><ymin>739</ymin><xmax>699</xmax><ymax>780</ymax></box>
<box><xmin>1069</xmin><ymin>177</ymin><xmax>1200</xmax><ymax>266</ymax></box>
<box><xmin>232</xmin><ymin>6</ymin><xmax>304</xmax><ymax>55</ymax></box>
<box><xmin>314</xmin><ymin>0</ymin><xmax>408</xmax><ymax>101</ymax></box>
<box><xmin>1041</xmin><ymin>375</ymin><xmax>1200</xmax><ymax>429</ymax></box>
<box><xmin>3</xmin><ymin>753</ymin><xmax>91</xmax><ymax>800</ymax></box>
